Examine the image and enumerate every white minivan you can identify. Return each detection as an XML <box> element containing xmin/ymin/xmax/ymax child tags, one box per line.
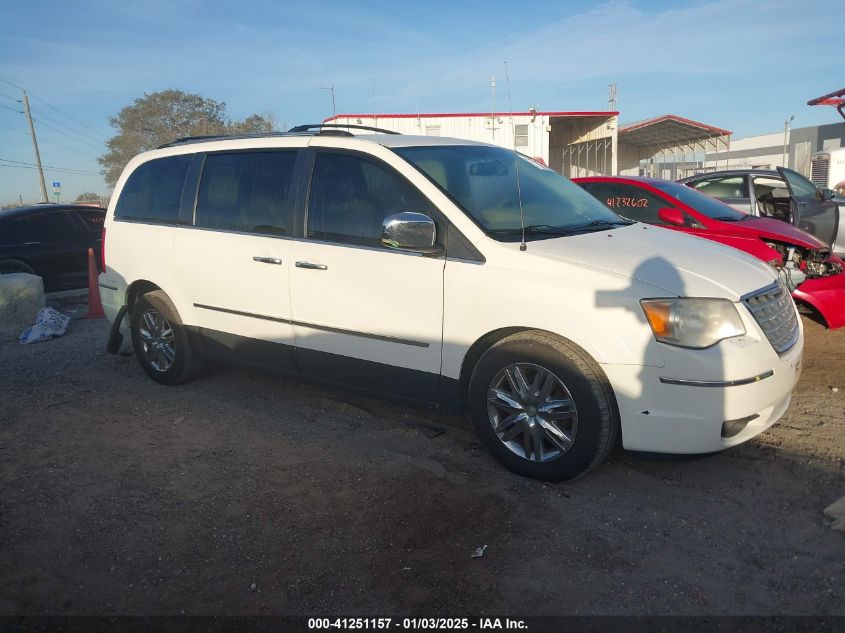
<box><xmin>99</xmin><ymin>126</ymin><xmax>804</xmax><ymax>481</ymax></box>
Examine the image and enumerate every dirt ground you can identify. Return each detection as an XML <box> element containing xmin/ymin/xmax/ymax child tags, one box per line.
<box><xmin>1</xmin><ymin>300</ymin><xmax>843</xmax><ymax>617</ymax></box>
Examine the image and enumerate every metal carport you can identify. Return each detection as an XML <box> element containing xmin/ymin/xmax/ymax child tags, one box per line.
<box><xmin>617</xmin><ymin>114</ymin><xmax>731</xmax><ymax>179</ymax></box>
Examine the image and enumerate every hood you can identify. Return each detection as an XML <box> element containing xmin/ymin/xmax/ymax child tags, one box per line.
<box><xmin>735</xmin><ymin>216</ymin><xmax>827</xmax><ymax>249</ymax></box>
<box><xmin>524</xmin><ymin>223</ymin><xmax>777</xmax><ymax>301</ymax></box>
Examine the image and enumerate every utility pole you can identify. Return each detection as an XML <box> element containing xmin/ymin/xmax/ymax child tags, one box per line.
<box><xmin>22</xmin><ymin>91</ymin><xmax>48</xmax><ymax>203</ymax></box>
<box><xmin>782</xmin><ymin>115</ymin><xmax>794</xmax><ymax>168</ymax></box>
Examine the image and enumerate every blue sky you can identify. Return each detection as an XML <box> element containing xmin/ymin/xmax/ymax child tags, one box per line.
<box><xmin>1</xmin><ymin>0</ymin><xmax>843</xmax><ymax>203</ymax></box>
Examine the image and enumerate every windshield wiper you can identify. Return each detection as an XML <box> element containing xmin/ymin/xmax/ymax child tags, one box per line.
<box><xmin>489</xmin><ymin>219</ymin><xmax>633</xmax><ymax>238</ymax></box>
<box><xmin>712</xmin><ymin>216</ymin><xmax>740</xmax><ymax>222</ymax></box>
<box><xmin>560</xmin><ymin>218</ymin><xmax>634</xmax><ymax>233</ymax></box>
<box><xmin>489</xmin><ymin>224</ymin><xmax>572</xmax><ymax>236</ymax></box>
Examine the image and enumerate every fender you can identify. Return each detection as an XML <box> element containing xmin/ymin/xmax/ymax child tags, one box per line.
<box><xmin>692</xmin><ymin>233</ymin><xmax>782</xmax><ymax>264</ymax></box>
<box><xmin>792</xmin><ymin>273</ymin><xmax>845</xmax><ymax>329</ymax></box>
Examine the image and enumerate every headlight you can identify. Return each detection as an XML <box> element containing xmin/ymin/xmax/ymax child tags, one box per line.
<box><xmin>640</xmin><ymin>298</ymin><xmax>746</xmax><ymax>349</ymax></box>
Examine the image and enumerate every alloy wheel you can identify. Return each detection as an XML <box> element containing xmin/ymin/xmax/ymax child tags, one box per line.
<box><xmin>138</xmin><ymin>308</ymin><xmax>176</xmax><ymax>372</ymax></box>
<box><xmin>486</xmin><ymin>362</ymin><xmax>579</xmax><ymax>462</ymax></box>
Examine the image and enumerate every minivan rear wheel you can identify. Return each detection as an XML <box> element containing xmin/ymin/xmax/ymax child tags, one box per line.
<box><xmin>468</xmin><ymin>331</ymin><xmax>618</xmax><ymax>481</ymax></box>
<box><xmin>130</xmin><ymin>290</ymin><xmax>202</xmax><ymax>385</ymax></box>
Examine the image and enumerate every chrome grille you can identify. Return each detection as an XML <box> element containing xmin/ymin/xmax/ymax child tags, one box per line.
<box><xmin>810</xmin><ymin>155</ymin><xmax>829</xmax><ymax>187</ymax></box>
<box><xmin>742</xmin><ymin>282</ymin><xmax>800</xmax><ymax>355</ymax></box>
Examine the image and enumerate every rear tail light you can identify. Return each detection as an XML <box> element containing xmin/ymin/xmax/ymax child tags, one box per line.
<box><xmin>101</xmin><ymin>227</ymin><xmax>106</xmax><ymax>271</ymax></box>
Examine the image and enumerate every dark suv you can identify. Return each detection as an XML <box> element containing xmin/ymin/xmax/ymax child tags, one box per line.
<box><xmin>679</xmin><ymin>167</ymin><xmax>841</xmax><ymax>254</ymax></box>
<box><xmin>0</xmin><ymin>203</ymin><xmax>105</xmax><ymax>291</ymax></box>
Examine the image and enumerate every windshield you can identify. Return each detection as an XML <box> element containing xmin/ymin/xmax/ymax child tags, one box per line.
<box><xmin>394</xmin><ymin>145</ymin><xmax>628</xmax><ymax>240</ymax></box>
<box><xmin>650</xmin><ymin>180</ymin><xmax>748</xmax><ymax>221</ymax></box>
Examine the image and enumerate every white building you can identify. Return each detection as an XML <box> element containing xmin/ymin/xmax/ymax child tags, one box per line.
<box><xmin>325</xmin><ymin>111</ymin><xmax>844</xmax><ymax>182</ymax></box>
<box><xmin>325</xmin><ymin>110</ymin><xmax>619</xmax><ymax>177</ymax></box>
<box><xmin>702</xmin><ymin>122</ymin><xmax>845</xmax><ymax>177</ymax></box>
<box><xmin>327</xmin><ymin>111</ymin><xmax>741</xmax><ymax>181</ymax></box>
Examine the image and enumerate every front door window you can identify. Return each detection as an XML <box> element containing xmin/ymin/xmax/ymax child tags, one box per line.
<box><xmin>307</xmin><ymin>152</ymin><xmax>434</xmax><ymax>248</ymax></box>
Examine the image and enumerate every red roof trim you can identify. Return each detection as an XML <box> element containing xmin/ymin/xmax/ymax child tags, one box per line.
<box><xmin>619</xmin><ymin>114</ymin><xmax>731</xmax><ymax>136</ymax></box>
<box><xmin>324</xmin><ymin>111</ymin><xmax>618</xmax><ymax>122</ymax></box>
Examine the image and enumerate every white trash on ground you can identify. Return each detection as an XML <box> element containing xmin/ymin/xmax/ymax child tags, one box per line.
<box><xmin>19</xmin><ymin>307</ymin><xmax>71</xmax><ymax>344</ymax></box>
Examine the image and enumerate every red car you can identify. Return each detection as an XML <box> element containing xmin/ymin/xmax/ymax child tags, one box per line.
<box><xmin>574</xmin><ymin>176</ymin><xmax>845</xmax><ymax>329</ymax></box>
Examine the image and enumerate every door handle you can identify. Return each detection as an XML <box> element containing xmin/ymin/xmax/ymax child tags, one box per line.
<box><xmin>253</xmin><ymin>256</ymin><xmax>282</xmax><ymax>265</ymax></box>
<box><xmin>295</xmin><ymin>261</ymin><xmax>328</xmax><ymax>270</ymax></box>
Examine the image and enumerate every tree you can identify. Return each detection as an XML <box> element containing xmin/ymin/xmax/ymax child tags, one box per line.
<box><xmin>98</xmin><ymin>90</ymin><xmax>276</xmax><ymax>187</ymax></box>
<box><xmin>227</xmin><ymin>114</ymin><xmax>278</xmax><ymax>135</ymax></box>
<box><xmin>75</xmin><ymin>192</ymin><xmax>102</xmax><ymax>203</ymax></box>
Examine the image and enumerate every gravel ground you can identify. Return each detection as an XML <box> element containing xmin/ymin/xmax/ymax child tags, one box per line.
<box><xmin>1</xmin><ymin>302</ymin><xmax>843</xmax><ymax>616</ymax></box>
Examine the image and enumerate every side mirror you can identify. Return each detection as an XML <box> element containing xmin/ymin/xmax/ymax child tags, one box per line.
<box><xmin>822</xmin><ymin>188</ymin><xmax>836</xmax><ymax>201</ymax></box>
<box><xmin>658</xmin><ymin>207</ymin><xmax>686</xmax><ymax>226</ymax></box>
<box><xmin>381</xmin><ymin>212</ymin><xmax>442</xmax><ymax>254</ymax></box>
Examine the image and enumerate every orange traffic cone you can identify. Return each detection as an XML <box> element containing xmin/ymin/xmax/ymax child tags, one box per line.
<box><xmin>85</xmin><ymin>247</ymin><xmax>105</xmax><ymax>319</ymax></box>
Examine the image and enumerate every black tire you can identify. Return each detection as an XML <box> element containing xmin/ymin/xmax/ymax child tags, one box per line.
<box><xmin>0</xmin><ymin>259</ymin><xmax>36</xmax><ymax>275</ymax></box>
<box><xmin>130</xmin><ymin>290</ymin><xmax>202</xmax><ymax>385</ymax></box>
<box><xmin>468</xmin><ymin>330</ymin><xmax>619</xmax><ymax>482</ymax></box>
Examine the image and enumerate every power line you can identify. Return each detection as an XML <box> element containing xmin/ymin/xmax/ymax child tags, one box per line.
<box><xmin>0</xmin><ymin>112</ymin><xmax>103</xmax><ymax>155</ymax></box>
<box><xmin>31</xmin><ymin>116</ymin><xmax>104</xmax><ymax>152</ymax></box>
<box><xmin>39</xmin><ymin>136</ymin><xmax>103</xmax><ymax>158</ymax></box>
<box><xmin>31</xmin><ymin>106</ymin><xmax>106</xmax><ymax>146</ymax></box>
<box><xmin>0</xmin><ymin>75</ymin><xmax>110</xmax><ymax>140</ymax></box>
<box><xmin>0</xmin><ymin>122</ymin><xmax>28</xmax><ymax>135</ymax></box>
<box><xmin>0</xmin><ymin>77</ymin><xmax>23</xmax><ymax>90</ymax></box>
<box><xmin>0</xmin><ymin>157</ymin><xmax>101</xmax><ymax>173</ymax></box>
<box><xmin>0</xmin><ymin>121</ymin><xmax>101</xmax><ymax>159</ymax></box>
<box><xmin>0</xmin><ymin>157</ymin><xmax>101</xmax><ymax>176</ymax></box>
<box><xmin>0</xmin><ymin>102</ymin><xmax>23</xmax><ymax>114</ymax></box>
<box><xmin>0</xmin><ymin>163</ymin><xmax>102</xmax><ymax>177</ymax></box>
<box><xmin>0</xmin><ymin>91</ymin><xmax>20</xmax><ymax>102</ymax></box>
<box><xmin>28</xmin><ymin>92</ymin><xmax>110</xmax><ymax>140</ymax></box>
<box><xmin>0</xmin><ymin>163</ymin><xmax>101</xmax><ymax>176</ymax></box>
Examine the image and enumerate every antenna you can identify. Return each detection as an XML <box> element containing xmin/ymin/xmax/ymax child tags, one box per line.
<box><xmin>371</xmin><ymin>77</ymin><xmax>377</xmax><ymax>128</ymax></box>
<box><xmin>504</xmin><ymin>61</ymin><xmax>527</xmax><ymax>252</ymax></box>
<box><xmin>491</xmin><ymin>74</ymin><xmax>496</xmax><ymax>140</ymax></box>
<box><xmin>607</xmin><ymin>83</ymin><xmax>617</xmax><ymax>131</ymax></box>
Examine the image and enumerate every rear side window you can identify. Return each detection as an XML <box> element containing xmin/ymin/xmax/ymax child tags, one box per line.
<box><xmin>690</xmin><ymin>176</ymin><xmax>749</xmax><ymax>198</ymax></box>
<box><xmin>114</xmin><ymin>155</ymin><xmax>191</xmax><ymax>223</ymax></box>
<box><xmin>195</xmin><ymin>151</ymin><xmax>297</xmax><ymax>236</ymax></box>
<box><xmin>1</xmin><ymin>218</ymin><xmax>30</xmax><ymax>245</ymax></box>
<box><xmin>5</xmin><ymin>211</ymin><xmax>84</xmax><ymax>243</ymax></box>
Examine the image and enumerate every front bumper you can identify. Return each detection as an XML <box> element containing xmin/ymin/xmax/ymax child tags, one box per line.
<box><xmin>602</xmin><ymin>331</ymin><xmax>803</xmax><ymax>454</ymax></box>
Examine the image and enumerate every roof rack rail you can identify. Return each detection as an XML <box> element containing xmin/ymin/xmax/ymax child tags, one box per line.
<box><xmin>288</xmin><ymin>123</ymin><xmax>400</xmax><ymax>135</ymax></box>
<box><xmin>157</xmin><ymin>132</ymin><xmax>301</xmax><ymax>149</ymax></box>
<box><xmin>156</xmin><ymin>123</ymin><xmax>399</xmax><ymax>149</ymax></box>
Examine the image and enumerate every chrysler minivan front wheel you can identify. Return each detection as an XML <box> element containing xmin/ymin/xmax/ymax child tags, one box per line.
<box><xmin>130</xmin><ymin>290</ymin><xmax>202</xmax><ymax>385</ymax></box>
<box><xmin>468</xmin><ymin>331</ymin><xmax>618</xmax><ymax>481</ymax></box>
